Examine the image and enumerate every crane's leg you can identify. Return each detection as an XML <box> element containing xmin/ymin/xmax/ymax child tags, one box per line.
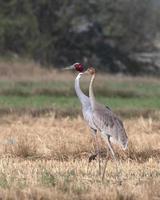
<box><xmin>106</xmin><ymin>136</ymin><xmax>117</xmax><ymax>161</ymax></box>
<box><xmin>88</xmin><ymin>129</ymin><xmax>101</xmax><ymax>175</ymax></box>
<box><xmin>102</xmin><ymin>136</ymin><xmax>119</xmax><ymax>181</ymax></box>
<box><xmin>95</xmin><ymin>133</ymin><xmax>101</xmax><ymax>175</ymax></box>
<box><xmin>102</xmin><ymin>145</ymin><xmax>109</xmax><ymax>181</ymax></box>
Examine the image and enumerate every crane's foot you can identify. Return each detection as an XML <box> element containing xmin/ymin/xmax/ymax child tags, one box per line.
<box><xmin>88</xmin><ymin>153</ymin><xmax>97</xmax><ymax>163</ymax></box>
<box><xmin>88</xmin><ymin>153</ymin><xmax>102</xmax><ymax>176</ymax></box>
<box><xmin>89</xmin><ymin>150</ymin><xmax>109</xmax><ymax>163</ymax></box>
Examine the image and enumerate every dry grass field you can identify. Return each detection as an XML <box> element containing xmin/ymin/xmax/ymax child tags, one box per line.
<box><xmin>0</xmin><ymin>115</ymin><xmax>159</xmax><ymax>199</ymax></box>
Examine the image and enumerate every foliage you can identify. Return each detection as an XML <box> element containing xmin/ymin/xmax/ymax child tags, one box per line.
<box><xmin>0</xmin><ymin>0</ymin><xmax>159</xmax><ymax>74</ymax></box>
<box><xmin>0</xmin><ymin>0</ymin><xmax>38</xmax><ymax>54</ymax></box>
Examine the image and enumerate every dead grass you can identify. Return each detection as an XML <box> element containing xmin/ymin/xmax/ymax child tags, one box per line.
<box><xmin>0</xmin><ymin>60</ymin><xmax>73</xmax><ymax>82</ymax></box>
<box><xmin>1</xmin><ymin>115</ymin><xmax>159</xmax><ymax>161</ymax></box>
<box><xmin>0</xmin><ymin>115</ymin><xmax>159</xmax><ymax>199</ymax></box>
<box><xmin>0</xmin><ymin>60</ymin><xmax>159</xmax><ymax>84</ymax></box>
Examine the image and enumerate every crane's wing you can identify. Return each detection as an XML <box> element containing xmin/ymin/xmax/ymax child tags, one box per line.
<box><xmin>92</xmin><ymin>104</ymin><xmax>128</xmax><ymax>149</ymax></box>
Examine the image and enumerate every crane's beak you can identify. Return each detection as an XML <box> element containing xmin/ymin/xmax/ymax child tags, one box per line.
<box><xmin>63</xmin><ymin>65</ymin><xmax>74</xmax><ymax>70</ymax></box>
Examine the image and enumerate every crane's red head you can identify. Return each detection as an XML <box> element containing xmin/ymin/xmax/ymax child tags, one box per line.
<box><xmin>73</xmin><ymin>63</ymin><xmax>84</xmax><ymax>72</ymax></box>
<box><xmin>64</xmin><ymin>62</ymin><xmax>84</xmax><ymax>72</ymax></box>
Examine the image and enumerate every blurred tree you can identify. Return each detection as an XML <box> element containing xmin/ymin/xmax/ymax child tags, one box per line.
<box><xmin>101</xmin><ymin>0</ymin><xmax>157</xmax><ymax>52</ymax></box>
<box><xmin>0</xmin><ymin>0</ymin><xmax>38</xmax><ymax>55</ymax></box>
<box><xmin>0</xmin><ymin>0</ymin><xmax>159</xmax><ymax>74</ymax></box>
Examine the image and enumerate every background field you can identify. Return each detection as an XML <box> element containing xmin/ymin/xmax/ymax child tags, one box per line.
<box><xmin>0</xmin><ymin>60</ymin><xmax>159</xmax><ymax>118</ymax></box>
<box><xmin>0</xmin><ymin>61</ymin><xmax>159</xmax><ymax>199</ymax></box>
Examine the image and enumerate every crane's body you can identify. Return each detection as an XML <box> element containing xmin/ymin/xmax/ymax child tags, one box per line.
<box><xmin>74</xmin><ymin>72</ymin><xmax>101</xmax><ymax>171</ymax></box>
<box><xmin>87</xmin><ymin>68</ymin><xmax>128</xmax><ymax>150</ymax></box>
<box><xmin>85</xmin><ymin>67</ymin><xmax>128</xmax><ymax>179</ymax></box>
<box><xmin>64</xmin><ymin>64</ymin><xmax>100</xmax><ymax>165</ymax></box>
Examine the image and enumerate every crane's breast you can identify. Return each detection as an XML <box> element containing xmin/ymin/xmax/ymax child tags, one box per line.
<box><xmin>82</xmin><ymin>106</ymin><xmax>97</xmax><ymax>130</ymax></box>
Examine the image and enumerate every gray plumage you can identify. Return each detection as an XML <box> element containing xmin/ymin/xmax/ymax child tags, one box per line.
<box><xmin>91</xmin><ymin>101</ymin><xmax>128</xmax><ymax>150</ymax></box>
<box><xmin>64</xmin><ymin>64</ymin><xmax>101</xmax><ymax>169</ymax></box>
<box><xmin>85</xmin><ymin>67</ymin><xmax>128</xmax><ymax>179</ymax></box>
<box><xmin>87</xmin><ymin>67</ymin><xmax>128</xmax><ymax>151</ymax></box>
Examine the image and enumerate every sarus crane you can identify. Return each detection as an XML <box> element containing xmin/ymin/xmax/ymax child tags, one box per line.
<box><xmin>83</xmin><ymin>67</ymin><xmax>128</xmax><ymax>180</ymax></box>
<box><xmin>64</xmin><ymin>63</ymin><xmax>101</xmax><ymax>173</ymax></box>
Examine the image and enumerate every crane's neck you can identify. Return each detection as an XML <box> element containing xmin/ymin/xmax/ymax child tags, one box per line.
<box><xmin>89</xmin><ymin>74</ymin><xmax>96</xmax><ymax>108</ymax></box>
<box><xmin>75</xmin><ymin>74</ymin><xmax>89</xmax><ymax>106</ymax></box>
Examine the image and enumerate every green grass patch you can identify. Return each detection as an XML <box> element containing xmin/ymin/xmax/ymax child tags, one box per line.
<box><xmin>0</xmin><ymin>95</ymin><xmax>159</xmax><ymax>110</ymax></box>
<box><xmin>0</xmin><ymin>80</ymin><xmax>159</xmax><ymax>98</ymax></box>
<box><xmin>99</xmin><ymin>96</ymin><xmax>160</xmax><ymax>109</ymax></box>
